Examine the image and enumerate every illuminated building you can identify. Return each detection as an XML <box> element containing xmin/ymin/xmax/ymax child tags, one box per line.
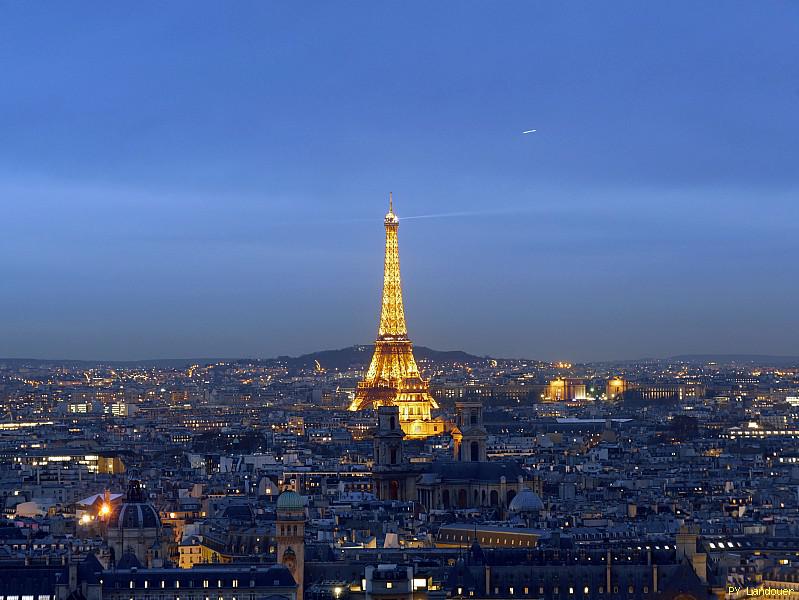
<box><xmin>436</xmin><ymin>524</ymin><xmax>540</xmax><ymax>549</ymax></box>
<box><xmin>635</xmin><ymin>382</ymin><xmax>706</xmax><ymax>401</ymax></box>
<box><xmin>606</xmin><ymin>377</ymin><xmax>627</xmax><ymax>400</ymax></box>
<box><xmin>15</xmin><ymin>451</ymin><xmax>126</xmax><ymax>474</ymax></box>
<box><xmin>349</xmin><ymin>194</ymin><xmax>443</xmax><ymax>438</ymax></box>
<box><xmin>725</xmin><ymin>421</ymin><xmax>799</xmax><ymax>439</ymax></box>
<box><xmin>544</xmin><ymin>377</ymin><xmax>587</xmax><ymax>402</ymax></box>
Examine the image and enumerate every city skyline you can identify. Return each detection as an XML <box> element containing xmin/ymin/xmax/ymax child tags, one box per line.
<box><xmin>2</xmin><ymin>2</ymin><xmax>799</xmax><ymax>362</ymax></box>
<box><xmin>2</xmin><ymin>4</ymin><xmax>798</xmax><ymax>599</ymax></box>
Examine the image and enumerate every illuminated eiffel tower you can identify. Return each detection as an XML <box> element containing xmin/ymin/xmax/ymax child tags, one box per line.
<box><xmin>349</xmin><ymin>194</ymin><xmax>442</xmax><ymax>439</ymax></box>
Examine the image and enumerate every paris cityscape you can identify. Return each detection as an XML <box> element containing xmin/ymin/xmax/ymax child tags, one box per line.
<box><xmin>2</xmin><ymin>3</ymin><xmax>799</xmax><ymax>600</ymax></box>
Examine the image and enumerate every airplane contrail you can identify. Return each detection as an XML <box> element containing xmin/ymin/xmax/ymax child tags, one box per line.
<box><xmin>401</xmin><ymin>209</ymin><xmax>525</xmax><ymax>220</ymax></box>
<box><xmin>400</xmin><ymin>212</ymin><xmax>484</xmax><ymax>220</ymax></box>
<box><xmin>522</xmin><ymin>129</ymin><xmax>537</xmax><ymax>134</ymax></box>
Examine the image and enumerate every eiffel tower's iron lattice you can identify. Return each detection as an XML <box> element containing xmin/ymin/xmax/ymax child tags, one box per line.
<box><xmin>349</xmin><ymin>194</ymin><xmax>439</xmax><ymax>438</ymax></box>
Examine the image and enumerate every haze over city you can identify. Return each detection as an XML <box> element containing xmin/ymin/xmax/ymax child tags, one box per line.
<box><xmin>4</xmin><ymin>4</ymin><xmax>799</xmax><ymax>600</ymax></box>
<box><xmin>2</xmin><ymin>2</ymin><xmax>798</xmax><ymax>361</ymax></box>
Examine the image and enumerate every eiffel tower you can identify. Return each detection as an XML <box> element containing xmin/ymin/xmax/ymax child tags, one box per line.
<box><xmin>349</xmin><ymin>194</ymin><xmax>441</xmax><ymax>438</ymax></box>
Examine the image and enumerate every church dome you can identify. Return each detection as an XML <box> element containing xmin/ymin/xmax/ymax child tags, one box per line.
<box><xmin>109</xmin><ymin>503</ymin><xmax>161</xmax><ymax>528</ymax></box>
<box><xmin>108</xmin><ymin>480</ymin><xmax>161</xmax><ymax>529</ymax></box>
<box><xmin>508</xmin><ymin>488</ymin><xmax>544</xmax><ymax>513</ymax></box>
<box><xmin>276</xmin><ymin>490</ymin><xmax>305</xmax><ymax>511</ymax></box>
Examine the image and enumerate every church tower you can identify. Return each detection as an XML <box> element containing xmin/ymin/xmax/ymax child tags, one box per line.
<box><xmin>349</xmin><ymin>194</ymin><xmax>441</xmax><ymax>439</ymax></box>
<box><xmin>374</xmin><ymin>404</ymin><xmax>405</xmax><ymax>467</ymax></box>
<box><xmin>276</xmin><ymin>491</ymin><xmax>305</xmax><ymax>599</ymax></box>
<box><xmin>372</xmin><ymin>405</ymin><xmax>420</xmax><ymax>501</ymax></box>
<box><xmin>451</xmin><ymin>401</ymin><xmax>487</xmax><ymax>462</ymax></box>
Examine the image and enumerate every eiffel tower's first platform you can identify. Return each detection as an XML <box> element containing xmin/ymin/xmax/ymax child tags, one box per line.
<box><xmin>348</xmin><ymin>194</ymin><xmax>444</xmax><ymax>439</ymax></box>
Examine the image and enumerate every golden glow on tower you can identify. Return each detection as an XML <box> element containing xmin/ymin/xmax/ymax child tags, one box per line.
<box><xmin>349</xmin><ymin>194</ymin><xmax>440</xmax><ymax>438</ymax></box>
<box><xmin>378</xmin><ymin>193</ymin><xmax>406</xmax><ymax>337</ymax></box>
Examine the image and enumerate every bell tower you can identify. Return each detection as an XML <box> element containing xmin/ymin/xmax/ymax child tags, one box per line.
<box><xmin>452</xmin><ymin>401</ymin><xmax>487</xmax><ymax>462</ymax></box>
<box><xmin>372</xmin><ymin>405</ymin><xmax>419</xmax><ymax>501</ymax></box>
<box><xmin>276</xmin><ymin>491</ymin><xmax>305</xmax><ymax>599</ymax></box>
<box><xmin>374</xmin><ymin>405</ymin><xmax>405</xmax><ymax>467</ymax></box>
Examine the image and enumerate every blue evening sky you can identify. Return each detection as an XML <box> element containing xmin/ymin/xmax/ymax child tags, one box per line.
<box><xmin>1</xmin><ymin>2</ymin><xmax>798</xmax><ymax>361</ymax></box>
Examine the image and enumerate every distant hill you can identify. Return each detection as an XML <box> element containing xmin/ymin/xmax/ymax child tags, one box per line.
<box><xmin>669</xmin><ymin>354</ymin><xmax>799</xmax><ymax>367</ymax></box>
<box><xmin>0</xmin><ymin>346</ymin><xmax>483</xmax><ymax>371</ymax></box>
<box><xmin>273</xmin><ymin>345</ymin><xmax>484</xmax><ymax>371</ymax></box>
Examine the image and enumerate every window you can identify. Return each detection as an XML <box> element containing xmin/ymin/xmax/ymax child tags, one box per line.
<box><xmin>386</xmin><ymin>583</ymin><xmax>393</xmax><ymax>590</ymax></box>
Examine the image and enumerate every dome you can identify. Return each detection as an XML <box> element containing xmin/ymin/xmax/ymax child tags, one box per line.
<box><xmin>108</xmin><ymin>502</ymin><xmax>161</xmax><ymax>529</ymax></box>
<box><xmin>276</xmin><ymin>490</ymin><xmax>305</xmax><ymax>511</ymax></box>
<box><xmin>107</xmin><ymin>479</ymin><xmax>161</xmax><ymax>529</ymax></box>
<box><xmin>508</xmin><ymin>488</ymin><xmax>544</xmax><ymax>513</ymax></box>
